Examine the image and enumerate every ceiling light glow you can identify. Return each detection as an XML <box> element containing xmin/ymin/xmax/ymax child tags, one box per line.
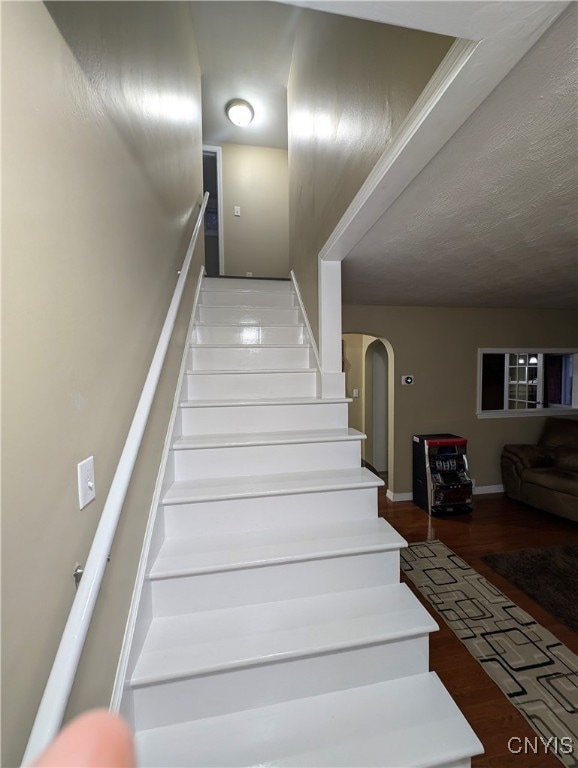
<box><xmin>225</xmin><ymin>99</ymin><xmax>254</xmax><ymax>127</ymax></box>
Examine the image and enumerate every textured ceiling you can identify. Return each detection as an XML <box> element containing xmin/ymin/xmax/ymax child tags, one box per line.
<box><xmin>190</xmin><ymin>1</ymin><xmax>577</xmax><ymax>308</ymax></box>
<box><xmin>343</xmin><ymin>5</ymin><xmax>578</xmax><ymax>309</ymax></box>
<box><xmin>189</xmin><ymin>2</ymin><xmax>300</xmax><ymax>149</ymax></box>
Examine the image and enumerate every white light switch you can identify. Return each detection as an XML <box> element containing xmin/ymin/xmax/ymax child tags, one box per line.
<box><xmin>77</xmin><ymin>456</ymin><xmax>96</xmax><ymax>509</ymax></box>
<box><xmin>234</xmin><ymin>206</ymin><xmax>241</xmax><ymax>217</ymax></box>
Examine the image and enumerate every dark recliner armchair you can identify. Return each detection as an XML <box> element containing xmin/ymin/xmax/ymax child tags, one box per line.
<box><xmin>501</xmin><ymin>417</ymin><xmax>578</xmax><ymax>522</ymax></box>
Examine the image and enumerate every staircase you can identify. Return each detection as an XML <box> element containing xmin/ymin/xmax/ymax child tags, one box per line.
<box><xmin>118</xmin><ymin>275</ymin><xmax>483</xmax><ymax>767</ymax></box>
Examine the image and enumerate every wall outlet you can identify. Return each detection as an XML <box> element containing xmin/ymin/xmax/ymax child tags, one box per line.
<box><xmin>246</xmin><ymin>271</ymin><xmax>253</xmax><ymax>277</ymax></box>
<box><xmin>77</xmin><ymin>456</ymin><xmax>96</xmax><ymax>509</ymax></box>
<box><xmin>352</xmin><ymin>388</ymin><xmax>359</xmax><ymax>398</ymax></box>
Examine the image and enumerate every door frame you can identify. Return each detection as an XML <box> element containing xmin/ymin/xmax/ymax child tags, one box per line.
<box><xmin>370</xmin><ymin>340</ymin><xmax>388</xmax><ymax>474</ymax></box>
<box><xmin>203</xmin><ymin>144</ymin><xmax>225</xmax><ymax>275</ymax></box>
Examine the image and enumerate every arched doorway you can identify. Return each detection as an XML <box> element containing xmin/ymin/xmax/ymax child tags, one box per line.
<box><xmin>365</xmin><ymin>339</ymin><xmax>388</xmax><ymax>480</ymax></box>
<box><xmin>342</xmin><ymin>333</ymin><xmax>394</xmax><ymax>488</ymax></box>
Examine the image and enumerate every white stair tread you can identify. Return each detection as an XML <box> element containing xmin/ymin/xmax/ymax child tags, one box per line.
<box><xmin>173</xmin><ymin>428</ymin><xmax>364</xmax><ymax>450</ymax></box>
<box><xmin>162</xmin><ymin>467</ymin><xmax>383</xmax><ymax>505</ymax></box>
<box><xmin>190</xmin><ymin>343</ymin><xmax>309</xmax><ymax>349</ymax></box>
<box><xmin>198</xmin><ymin>304</ymin><xmax>298</xmax><ymax>312</ymax></box>
<box><xmin>200</xmin><ymin>303</ymin><xmax>295</xmax><ymax>309</ymax></box>
<box><xmin>195</xmin><ymin>321</ymin><xmax>304</xmax><ymax>327</ymax></box>
<box><xmin>201</xmin><ymin>288</ymin><xmax>291</xmax><ymax>295</ymax></box>
<box><xmin>179</xmin><ymin>397</ymin><xmax>351</xmax><ymax>408</ymax></box>
<box><xmin>187</xmin><ymin>368</ymin><xmax>317</xmax><ymax>375</ymax></box>
<box><xmin>135</xmin><ymin>671</ymin><xmax>484</xmax><ymax>767</ymax></box>
<box><xmin>203</xmin><ymin>280</ymin><xmax>291</xmax><ymax>291</ymax></box>
<box><xmin>149</xmin><ymin>518</ymin><xmax>404</xmax><ymax>579</ymax></box>
<box><xmin>131</xmin><ymin>583</ymin><xmax>435</xmax><ymax>686</ymax></box>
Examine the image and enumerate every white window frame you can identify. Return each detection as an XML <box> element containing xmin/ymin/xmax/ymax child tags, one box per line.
<box><xmin>476</xmin><ymin>348</ymin><xmax>578</xmax><ymax>419</ymax></box>
<box><xmin>504</xmin><ymin>352</ymin><xmax>544</xmax><ymax>410</ymax></box>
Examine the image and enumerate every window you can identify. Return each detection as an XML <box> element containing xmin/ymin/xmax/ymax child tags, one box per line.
<box><xmin>506</xmin><ymin>353</ymin><xmax>542</xmax><ymax>409</ymax></box>
<box><xmin>477</xmin><ymin>349</ymin><xmax>578</xmax><ymax>417</ymax></box>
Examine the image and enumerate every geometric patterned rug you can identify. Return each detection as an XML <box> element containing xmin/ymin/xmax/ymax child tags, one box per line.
<box><xmin>401</xmin><ymin>541</ymin><xmax>578</xmax><ymax>768</ymax></box>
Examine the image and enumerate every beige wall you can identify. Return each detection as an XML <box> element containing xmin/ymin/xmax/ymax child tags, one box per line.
<box><xmin>342</xmin><ymin>333</ymin><xmax>365</xmax><ymax>432</ymax></box>
<box><xmin>343</xmin><ymin>305</ymin><xmax>578</xmax><ymax>494</ymax></box>
<box><xmin>220</xmin><ymin>143</ymin><xmax>289</xmax><ymax>278</ymax></box>
<box><xmin>1</xmin><ymin>3</ymin><xmax>203</xmax><ymax>764</ymax></box>
<box><xmin>288</xmin><ymin>12</ymin><xmax>453</xmax><ymax>342</ymax></box>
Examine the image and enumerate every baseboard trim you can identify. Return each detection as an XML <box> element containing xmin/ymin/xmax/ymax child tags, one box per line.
<box><xmin>386</xmin><ymin>489</ymin><xmax>413</xmax><ymax>502</ymax></box>
<box><xmin>474</xmin><ymin>484</ymin><xmax>505</xmax><ymax>495</ymax></box>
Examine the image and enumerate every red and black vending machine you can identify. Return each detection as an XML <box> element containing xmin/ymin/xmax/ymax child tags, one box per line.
<box><xmin>412</xmin><ymin>433</ymin><xmax>473</xmax><ymax>516</ymax></box>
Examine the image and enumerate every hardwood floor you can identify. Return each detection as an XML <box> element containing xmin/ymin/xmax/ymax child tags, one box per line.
<box><xmin>379</xmin><ymin>490</ymin><xmax>578</xmax><ymax>768</ymax></box>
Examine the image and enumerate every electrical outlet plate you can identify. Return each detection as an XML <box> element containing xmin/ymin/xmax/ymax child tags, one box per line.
<box><xmin>77</xmin><ymin>456</ymin><xmax>96</xmax><ymax>509</ymax></box>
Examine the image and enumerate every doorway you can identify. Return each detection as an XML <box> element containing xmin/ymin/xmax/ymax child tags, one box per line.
<box><xmin>342</xmin><ymin>334</ymin><xmax>393</xmax><ymax>487</ymax></box>
<box><xmin>366</xmin><ymin>339</ymin><xmax>388</xmax><ymax>481</ymax></box>
<box><xmin>202</xmin><ymin>145</ymin><xmax>224</xmax><ymax>276</ymax></box>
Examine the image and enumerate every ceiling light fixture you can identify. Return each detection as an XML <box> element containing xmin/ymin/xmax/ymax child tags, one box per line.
<box><xmin>225</xmin><ymin>99</ymin><xmax>254</xmax><ymax>127</ymax></box>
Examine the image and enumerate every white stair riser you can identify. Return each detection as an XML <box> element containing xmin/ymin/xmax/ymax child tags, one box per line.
<box><xmin>198</xmin><ymin>306</ymin><xmax>298</xmax><ymax>325</ymax></box>
<box><xmin>204</xmin><ymin>278</ymin><xmax>291</xmax><ymax>292</ymax></box>
<box><xmin>150</xmin><ymin>551</ymin><xmax>400</xmax><ymax>616</ymax></box>
<box><xmin>191</xmin><ymin>325</ymin><xmax>304</xmax><ymax>345</ymax></box>
<box><xmin>187</xmin><ymin>371</ymin><xmax>317</xmax><ymax>400</ymax></box>
<box><xmin>200</xmin><ymin>290</ymin><xmax>295</xmax><ymax>308</ymax></box>
<box><xmin>162</xmin><ymin>488</ymin><xmax>379</xmax><ymax>537</ymax></box>
<box><xmin>173</xmin><ymin>440</ymin><xmax>362</xmax><ymax>480</ymax></box>
<box><xmin>130</xmin><ymin>635</ymin><xmax>429</xmax><ymax>731</ymax></box>
<box><xmin>188</xmin><ymin>346</ymin><xmax>311</xmax><ymax>371</ymax></box>
<box><xmin>180</xmin><ymin>402</ymin><xmax>348</xmax><ymax>435</ymax></box>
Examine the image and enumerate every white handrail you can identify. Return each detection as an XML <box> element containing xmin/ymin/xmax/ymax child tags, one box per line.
<box><xmin>290</xmin><ymin>270</ymin><xmax>321</xmax><ymax>370</ymax></box>
<box><xmin>22</xmin><ymin>191</ymin><xmax>209</xmax><ymax>766</ymax></box>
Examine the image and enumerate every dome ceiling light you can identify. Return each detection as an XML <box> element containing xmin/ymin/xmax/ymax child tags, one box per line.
<box><xmin>225</xmin><ymin>99</ymin><xmax>254</xmax><ymax>127</ymax></box>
